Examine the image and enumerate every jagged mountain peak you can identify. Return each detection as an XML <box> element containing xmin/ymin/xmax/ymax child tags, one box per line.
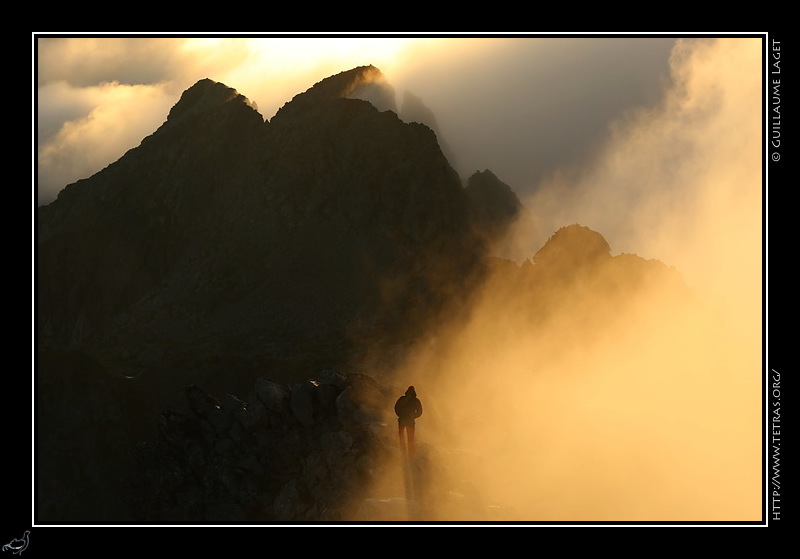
<box><xmin>533</xmin><ymin>224</ymin><xmax>612</xmax><ymax>269</ymax></box>
<box><xmin>273</xmin><ymin>65</ymin><xmax>397</xmax><ymax>121</ymax></box>
<box><xmin>465</xmin><ymin>170</ymin><xmax>523</xmax><ymax>215</ymax></box>
<box><xmin>464</xmin><ymin>169</ymin><xmax>526</xmax><ymax>251</ymax></box>
<box><xmin>311</xmin><ymin>65</ymin><xmax>386</xmax><ymax>98</ymax></box>
<box><xmin>167</xmin><ymin>77</ymin><xmax>260</xmax><ymax>122</ymax></box>
<box><xmin>37</xmin><ymin>64</ymin><xmax>487</xmax><ymax>378</ymax></box>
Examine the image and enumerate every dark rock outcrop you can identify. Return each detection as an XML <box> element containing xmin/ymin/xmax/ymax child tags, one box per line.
<box><xmin>464</xmin><ymin>169</ymin><xmax>526</xmax><ymax>247</ymax></box>
<box><xmin>399</xmin><ymin>90</ymin><xmax>459</xmax><ymax>173</ymax></box>
<box><xmin>126</xmin><ymin>369</ymin><xmax>399</xmax><ymax>523</ymax></box>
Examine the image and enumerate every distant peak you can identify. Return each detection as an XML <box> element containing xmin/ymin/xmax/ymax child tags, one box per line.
<box><xmin>466</xmin><ymin>170</ymin><xmax>515</xmax><ymax>195</ymax></box>
<box><xmin>274</xmin><ymin>65</ymin><xmax>397</xmax><ymax>119</ymax></box>
<box><xmin>533</xmin><ymin>224</ymin><xmax>611</xmax><ymax>268</ymax></box>
<box><xmin>465</xmin><ymin>169</ymin><xmax>523</xmax><ymax>216</ymax></box>
<box><xmin>307</xmin><ymin>65</ymin><xmax>388</xmax><ymax>100</ymax></box>
<box><xmin>168</xmin><ymin>78</ymin><xmax>259</xmax><ymax>122</ymax></box>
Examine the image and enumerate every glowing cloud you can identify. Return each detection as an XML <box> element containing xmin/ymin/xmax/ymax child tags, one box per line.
<box><xmin>527</xmin><ymin>37</ymin><xmax>762</xmax><ymax>334</ymax></box>
<box><xmin>37</xmin><ymin>81</ymin><xmax>175</xmax><ymax>204</ymax></box>
<box><xmin>354</xmin><ymin>37</ymin><xmax>762</xmax><ymax>523</ymax></box>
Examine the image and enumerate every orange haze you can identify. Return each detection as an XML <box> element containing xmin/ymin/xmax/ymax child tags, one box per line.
<box><xmin>354</xmin><ymin>37</ymin><xmax>762</xmax><ymax>523</ymax></box>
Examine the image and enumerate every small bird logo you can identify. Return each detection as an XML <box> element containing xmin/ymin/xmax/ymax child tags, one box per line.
<box><xmin>2</xmin><ymin>531</ymin><xmax>29</xmax><ymax>555</ymax></box>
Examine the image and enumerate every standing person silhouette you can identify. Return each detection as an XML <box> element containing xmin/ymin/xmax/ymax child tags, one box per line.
<box><xmin>395</xmin><ymin>386</ymin><xmax>423</xmax><ymax>457</ymax></box>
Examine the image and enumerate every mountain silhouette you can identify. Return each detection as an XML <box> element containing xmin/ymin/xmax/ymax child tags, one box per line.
<box><xmin>35</xmin><ymin>66</ymin><xmax>690</xmax><ymax>523</ymax></box>
<box><xmin>37</xmin><ymin>66</ymin><xmax>497</xmax><ymax>389</ymax></box>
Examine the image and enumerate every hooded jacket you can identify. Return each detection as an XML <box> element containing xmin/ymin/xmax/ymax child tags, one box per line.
<box><xmin>395</xmin><ymin>386</ymin><xmax>423</xmax><ymax>426</ymax></box>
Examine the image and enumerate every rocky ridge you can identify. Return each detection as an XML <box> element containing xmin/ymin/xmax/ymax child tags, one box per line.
<box><xmin>128</xmin><ymin>368</ymin><xmax>395</xmax><ymax>522</ymax></box>
<box><xmin>35</xmin><ymin>66</ymin><xmax>523</xmax><ymax>522</ymax></box>
<box><xmin>37</xmin><ymin>66</ymin><xmax>497</xmax><ymax>389</ymax></box>
<box><xmin>35</xmin><ymin>66</ymin><xmax>691</xmax><ymax>524</ymax></box>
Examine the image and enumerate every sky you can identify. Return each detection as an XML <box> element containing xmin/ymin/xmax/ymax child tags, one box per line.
<box><xmin>32</xmin><ymin>33</ymin><xmax>766</xmax><ymax>523</ymax></box>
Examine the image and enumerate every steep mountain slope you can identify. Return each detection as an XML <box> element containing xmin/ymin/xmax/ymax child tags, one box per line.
<box><xmin>37</xmin><ymin>66</ymin><xmax>489</xmax><ymax>389</ymax></box>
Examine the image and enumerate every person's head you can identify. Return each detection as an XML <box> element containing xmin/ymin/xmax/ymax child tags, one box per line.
<box><xmin>406</xmin><ymin>386</ymin><xmax>416</xmax><ymax>396</ymax></box>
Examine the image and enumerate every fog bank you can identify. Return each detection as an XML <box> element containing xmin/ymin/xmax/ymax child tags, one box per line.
<box><xmin>357</xmin><ymin>37</ymin><xmax>762</xmax><ymax>523</ymax></box>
